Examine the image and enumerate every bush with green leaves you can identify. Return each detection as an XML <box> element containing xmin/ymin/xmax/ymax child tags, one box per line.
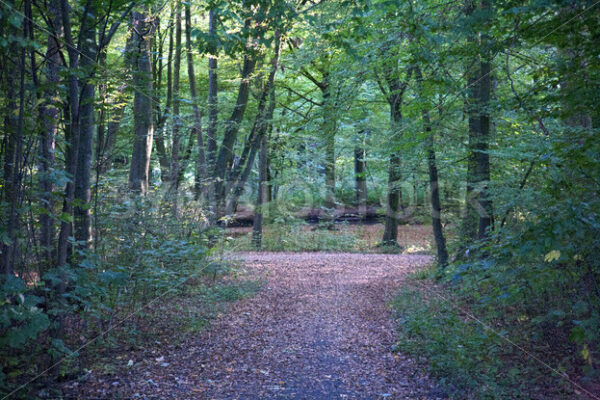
<box><xmin>0</xmin><ymin>189</ymin><xmax>217</xmax><ymax>396</ymax></box>
<box><xmin>439</xmin><ymin>127</ymin><xmax>600</xmax><ymax>386</ymax></box>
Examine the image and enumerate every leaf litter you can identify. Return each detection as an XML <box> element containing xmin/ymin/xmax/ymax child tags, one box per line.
<box><xmin>61</xmin><ymin>252</ymin><xmax>444</xmax><ymax>399</ymax></box>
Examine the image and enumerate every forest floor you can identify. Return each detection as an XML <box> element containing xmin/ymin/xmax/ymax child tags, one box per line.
<box><xmin>61</xmin><ymin>252</ymin><xmax>444</xmax><ymax>399</ymax></box>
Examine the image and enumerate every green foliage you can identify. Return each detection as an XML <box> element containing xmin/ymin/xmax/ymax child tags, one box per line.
<box><xmin>0</xmin><ymin>276</ymin><xmax>49</xmax><ymax>389</ymax></box>
<box><xmin>443</xmin><ymin>126</ymin><xmax>600</xmax><ymax>385</ymax></box>
<box><xmin>393</xmin><ymin>284</ymin><xmax>576</xmax><ymax>399</ymax></box>
<box><xmin>393</xmin><ymin>286</ymin><xmax>504</xmax><ymax>397</ymax></box>
<box><xmin>1</xmin><ymin>188</ymin><xmax>229</xmax><ymax>396</ymax></box>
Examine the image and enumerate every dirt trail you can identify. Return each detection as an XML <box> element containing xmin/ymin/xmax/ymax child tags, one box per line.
<box><xmin>74</xmin><ymin>253</ymin><xmax>442</xmax><ymax>399</ymax></box>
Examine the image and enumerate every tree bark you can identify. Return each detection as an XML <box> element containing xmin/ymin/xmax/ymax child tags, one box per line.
<box><xmin>321</xmin><ymin>71</ymin><xmax>336</xmax><ymax>210</ymax></box>
<box><xmin>225</xmin><ymin>32</ymin><xmax>281</xmax><ymax>215</ymax></box>
<box><xmin>154</xmin><ymin>4</ymin><xmax>175</xmax><ymax>176</ymax></box>
<box><xmin>375</xmin><ymin>61</ymin><xmax>411</xmax><ymax>247</ymax></box>
<box><xmin>416</xmin><ymin>66</ymin><xmax>449</xmax><ymax>268</ymax></box>
<box><xmin>1</xmin><ymin>1</ymin><xmax>25</xmax><ymax>274</ymax></box>
<box><xmin>185</xmin><ymin>4</ymin><xmax>206</xmax><ymax>199</ymax></box>
<box><xmin>74</xmin><ymin>4</ymin><xmax>97</xmax><ymax>248</ymax></box>
<box><xmin>38</xmin><ymin>0</ymin><xmax>62</xmax><ymax>267</ymax></box>
<box><xmin>382</xmin><ymin>95</ymin><xmax>403</xmax><ymax>246</ymax></box>
<box><xmin>169</xmin><ymin>0</ymin><xmax>182</xmax><ymax>186</ymax></box>
<box><xmin>354</xmin><ymin>141</ymin><xmax>367</xmax><ymax>220</ymax></box>
<box><xmin>206</xmin><ymin>8</ymin><xmax>219</xmax><ymax>177</ymax></box>
<box><xmin>128</xmin><ymin>10</ymin><xmax>155</xmax><ymax>195</ymax></box>
<box><xmin>212</xmin><ymin>56</ymin><xmax>256</xmax><ymax>215</ymax></box>
<box><xmin>98</xmin><ymin>95</ymin><xmax>125</xmax><ymax>173</ymax></box>
<box><xmin>476</xmin><ymin>5</ymin><xmax>493</xmax><ymax>239</ymax></box>
<box><xmin>462</xmin><ymin>0</ymin><xmax>494</xmax><ymax>242</ymax></box>
<box><xmin>57</xmin><ymin>0</ymin><xmax>81</xmax><ymax>268</ymax></box>
<box><xmin>252</xmin><ymin>124</ymin><xmax>268</xmax><ymax>249</ymax></box>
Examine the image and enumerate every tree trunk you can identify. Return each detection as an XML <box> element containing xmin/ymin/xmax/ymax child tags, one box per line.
<box><xmin>57</xmin><ymin>0</ymin><xmax>81</xmax><ymax>268</ymax></box>
<box><xmin>225</xmin><ymin>32</ymin><xmax>281</xmax><ymax>215</ymax></box>
<box><xmin>128</xmin><ymin>10</ymin><xmax>155</xmax><ymax>195</ymax></box>
<box><xmin>206</xmin><ymin>8</ymin><xmax>219</xmax><ymax>220</ymax></box>
<box><xmin>354</xmin><ymin>141</ymin><xmax>367</xmax><ymax>220</ymax></box>
<box><xmin>206</xmin><ymin>11</ymin><xmax>218</xmax><ymax>167</ymax></box>
<box><xmin>1</xmin><ymin>3</ymin><xmax>25</xmax><ymax>274</ymax></box>
<box><xmin>38</xmin><ymin>0</ymin><xmax>61</xmax><ymax>267</ymax></box>
<box><xmin>169</xmin><ymin>0</ymin><xmax>182</xmax><ymax>186</ymax></box>
<box><xmin>417</xmin><ymin>78</ymin><xmax>449</xmax><ymax>268</ymax></box>
<box><xmin>155</xmin><ymin>4</ymin><xmax>175</xmax><ymax>176</ymax></box>
<box><xmin>213</xmin><ymin>56</ymin><xmax>256</xmax><ymax>216</ymax></box>
<box><xmin>321</xmin><ymin>71</ymin><xmax>336</xmax><ymax>210</ymax></box>
<box><xmin>462</xmin><ymin>0</ymin><xmax>494</xmax><ymax>243</ymax></box>
<box><xmin>98</xmin><ymin>96</ymin><xmax>125</xmax><ymax>173</ymax></box>
<box><xmin>185</xmin><ymin>4</ymin><xmax>206</xmax><ymax>199</ymax></box>
<box><xmin>476</xmin><ymin>4</ymin><xmax>493</xmax><ymax>239</ymax></box>
<box><xmin>414</xmin><ymin>66</ymin><xmax>449</xmax><ymax>268</ymax></box>
<box><xmin>74</xmin><ymin>8</ymin><xmax>97</xmax><ymax>248</ymax></box>
<box><xmin>426</xmin><ymin>126</ymin><xmax>449</xmax><ymax>267</ymax></box>
<box><xmin>252</xmin><ymin>126</ymin><xmax>268</xmax><ymax>249</ymax></box>
<box><xmin>462</xmin><ymin>73</ymin><xmax>480</xmax><ymax>241</ymax></box>
<box><xmin>382</xmin><ymin>97</ymin><xmax>403</xmax><ymax>246</ymax></box>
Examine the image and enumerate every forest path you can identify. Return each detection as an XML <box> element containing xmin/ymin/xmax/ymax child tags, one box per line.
<box><xmin>94</xmin><ymin>253</ymin><xmax>442</xmax><ymax>399</ymax></box>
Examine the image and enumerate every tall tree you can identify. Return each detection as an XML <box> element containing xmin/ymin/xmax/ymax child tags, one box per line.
<box><xmin>73</xmin><ymin>1</ymin><xmax>98</xmax><ymax>248</ymax></box>
<box><xmin>38</xmin><ymin>0</ymin><xmax>62</xmax><ymax>268</ymax></box>
<box><xmin>186</xmin><ymin>3</ymin><xmax>206</xmax><ymax>199</ymax></box>
<box><xmin>415</xmin><ymin>66</ymin><xmax>449</xmax><ymax>268</ymax></box>
<box><xmin>128</xmin><ymin>10</ymin><xmax>155</xmax><ymax>195</ymax></box>
<box><xmin>0</xmin><ymin>0</ymin><xmax>25</xmax><ymax>274</ymax></box>
<box><xmin>226</xmin><ymin>32</ymin><xmax>282</xmax><ymax>215</ymax></box>
<box><xmin>169</xmin><ymin>0</ymin><xmax>183</xmax><ymax>186</ymax></box>
<box><xmin>212</xmin><ymin>55</ymin><xmax>256</xmax><ymax>215</ymax></box>
<box><xmin>354</xmin><ymin>134</ymin><xmax>367</xmax><ymax>220</ymax></box>
<box><xmin>375</xmin><ymin>57</ymin><xmax>412</xmax><ymax>246</ymax></box>
<box><xmin>462</xmin><ymin>0</ymin><xmax>494</xmax><ymax>243</ymax></box>
<box><xmin>206</xmin><ymin>7</ymin><xmax>219</xmax><ymax>219</ymax></box>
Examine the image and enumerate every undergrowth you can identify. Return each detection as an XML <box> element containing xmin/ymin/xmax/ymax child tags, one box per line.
<box><xmin>393</xmin><ymin>274</ymin><xmax>583</xmax><ymax>399</ymax></box>
<box><xmin>0</xmin><ymin>190</ymin><xmax>262</xmax><ymax>399</ymax></box>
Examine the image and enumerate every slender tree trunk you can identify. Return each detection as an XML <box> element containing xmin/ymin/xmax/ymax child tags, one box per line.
<box><xmin>213</xmin><ymin>56</ymin><xmax>256</xmax><ymax>216</ymax></box>
<box><xmin>155</xmin><ymin>4</ymin><xmax>175</xmax><ymax>176</ymax></box>
<box><xmin>476</xmin><ymin>5</ymin><xmax>493</xmax><ymax>239</ymax></box>
<box><xmin>382</xmin><ymin>97</ymin><xmax>403</xmax><ymax>246</ymax></box>
<box><xmin>252</xmin><ymin>125</ymin><xmax>268</xmax><ymax>249</ymax></box>
<box><xmin>169</xmin><ymin>0</ymin><xmax>182</xmax><ymax>186</ymax></box>
<box><xmin>226</xmin><ymin>32</ymin><xmax>281</xmax><ymax>214</ymax></box>
<box><xmin>206</xmin><ymin>8</ymin><xmax>219</xmax><ymax>220</ymax></box>
<box><xmin>129</xmin><ymin>10</ymin><xmax>155</xmax><ymax>195</ymax></box>
<box><xmin>96</xmin><ymin>50</ymin><xmax>108</xmax><ymax>175</ymax></box>
<box><xmin>415</xmin><ymin>65</ymin><xmax>449</xmax><ymax>268</ymax></box>
<box><xmin>98</xmin><ymin>95</ymin><xmax>125</xmax><ymax>173</ymax></box>
<box><xmin>38</xmin><ymin>0</ymin><xmax>62</xmax><ymax>268</ymax></box>
<box><xmin>426</xmin><ymin>127</ymin><xmax>448</xmax><ymax>267</ymax></box>
<box><xmin>1</xmin><ymin>4</ymin><xmax>25</xmax><ymax>274</ymax></box>
<box><xmin>185</xmin><ymin>4</ymin><xmax>206</xmax><ymax>199</ymax></box>
<box><xmin>321</xmin><ymin>71</ymin><xmax>336</xmax><ymax>210</ymax></box>
<box><xmin>57</xmin><ymin>0</ymin><xmax>81</xmax><ymax>268</ymax></box>
<box><xmin>354</xmin><ymin>139</ymin><xmax>367</xmax><ymax>220</ymax></box>
<box><xmin>462</xmin><ymin>73</ymin><xmax>480</xmax><ymax>241</ymax></box>
<box><xmin>74</xmin><ymin>7</ymin><xmax>97</xmax><ymax>248</ymax></box>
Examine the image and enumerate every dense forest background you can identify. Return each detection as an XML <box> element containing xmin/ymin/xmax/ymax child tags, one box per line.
<box><xmin>0</xmin><ymin>0</ymin><xmax>599</xmax><ymax>398</ymax></box>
